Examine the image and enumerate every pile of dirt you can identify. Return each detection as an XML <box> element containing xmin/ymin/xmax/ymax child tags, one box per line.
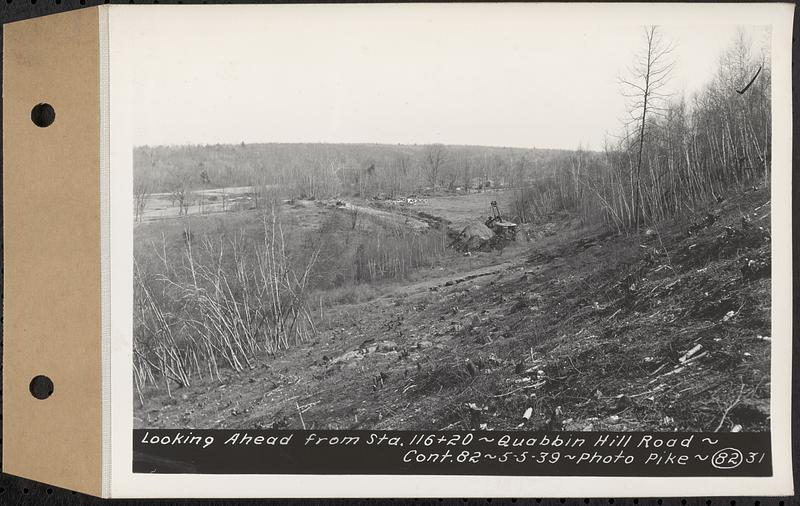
<box><xmin>451</xmin><ymin>222</ymin><xmax>495</xmax><ymax>251</ymax></box>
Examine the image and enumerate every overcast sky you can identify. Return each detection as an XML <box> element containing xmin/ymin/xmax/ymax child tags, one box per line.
<box><xmin>114</xmin><ymin>4</ymin><xmax>771</xmax><ymax>151</ymax></box>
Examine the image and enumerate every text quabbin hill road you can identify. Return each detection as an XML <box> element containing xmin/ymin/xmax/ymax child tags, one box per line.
<box><xmin>133</xmin><ymin>430</ymin><xmax>771</xmax><ymax>476</ymax></box>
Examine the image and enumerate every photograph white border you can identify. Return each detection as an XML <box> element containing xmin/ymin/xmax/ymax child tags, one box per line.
<box><xmin>107</xmin><ymin>3</ymin><xmax>794</xmax><ymax>498</ymax></box>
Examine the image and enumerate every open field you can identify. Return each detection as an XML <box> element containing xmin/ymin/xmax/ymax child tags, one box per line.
<box><xmin>412</xmin><ymin>190</ymin><xmax>516</xmax><ymax>229</ymax></box>
<box><xmin>134</xmin><ymin>189</ymin><xmax>526</xmax><ymax>301</ymax></box>
<box><xmin>139</xmin><ymin>186</ymin><xmax>255</xmax><ymax>221</ymax></box>
<box><xmin>134</xmin><ymin>188</ymin><xmax>528</xmax><ymax>299</ymax></box>
<box><xmin>138</xmin><ymin>184</ymin><xmax>514</xmax><ymax>226</ymax></box>
<box><xmin>135</xmin><ymin>185</ymin><xmax>771</xmax><ymax>432</ymax></box>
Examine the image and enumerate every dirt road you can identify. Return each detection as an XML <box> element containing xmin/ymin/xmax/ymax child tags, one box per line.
<box><xmin>333</xmin><ymin>200</ymin><xmax>431</xmax><ymax>231</ymax></box>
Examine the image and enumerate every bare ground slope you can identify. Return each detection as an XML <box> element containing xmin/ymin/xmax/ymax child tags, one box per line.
<box><xmin>136</xmin><ymin>188</ymin><xmax>772</xmax><ymax>432</ymax></box>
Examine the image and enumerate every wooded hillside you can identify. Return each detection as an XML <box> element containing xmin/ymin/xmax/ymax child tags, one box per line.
<box><xmin>134</xmin><ymin>143</ymin><xmax>575</xmax><ymax>199</ymax></box>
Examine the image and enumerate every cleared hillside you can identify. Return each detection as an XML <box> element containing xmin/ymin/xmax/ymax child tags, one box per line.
<box><xmin>135</xmin><ymin>186</ymin><xmax>771</xmax><ymax>432</ymax></box>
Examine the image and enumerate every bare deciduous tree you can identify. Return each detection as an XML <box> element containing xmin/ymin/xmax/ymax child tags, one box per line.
<box><xmin>459</xmin><ymin>153</ymin><xmax>473</xmax><ymax>193</ymax></box>
<box><xmin>389</xmin><ymin>153</ymin><xmax>411</xmax><ymax>198</ymax></box>
<box><xmin>620</xmin><ymin>26</ymin><xmax>674</xmax><ymax>228</ymax></box>
<box><xmin>170</xmin><ymin>178</ymin><xmax>190</xmax><ymax>216</ymax></box>
<box><xmin>134</xmin><ymin>179</ymin><xmax>150</xmax><ymax>222</ymax></box>
<box><xmin>422</xmin><ymin>144</ymin><xmax>446</xmax><ymax>190</ymax></box>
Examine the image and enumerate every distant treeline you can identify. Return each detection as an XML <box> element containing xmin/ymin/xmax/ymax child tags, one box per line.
<box><xmin>133</xmin><ymin>142</ymin><xmax>576</xmax><ymax>199</ymax></box>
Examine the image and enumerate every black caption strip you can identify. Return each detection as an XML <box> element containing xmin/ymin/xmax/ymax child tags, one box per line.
<box><xmin>133</xmin><ymin>430</ymin><xmax>771</xmax><ymax>477</ymax></box>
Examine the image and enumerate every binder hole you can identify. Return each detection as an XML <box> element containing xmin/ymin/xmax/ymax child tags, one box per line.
<box><xmin>29</xmin><ymin>375</ymin><xmax>54</xmax><ymax>399</ymax></box>
<box><xmin>30</xmin><ymin>103</ymin><xmax>55</xmax><ymax>128</ymax></box>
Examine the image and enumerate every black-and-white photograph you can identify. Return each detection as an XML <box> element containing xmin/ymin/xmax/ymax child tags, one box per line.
<box><xmin>131</xmin><ymin>10</ymin><xmax>773</xmax><ymax>434</ymax></box>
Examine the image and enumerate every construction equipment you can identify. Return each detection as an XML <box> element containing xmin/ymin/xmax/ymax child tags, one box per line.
<box><xmin>485</xmin><ymin>201</ymin><xmax>517</xmax><ymax>241</ymax></box>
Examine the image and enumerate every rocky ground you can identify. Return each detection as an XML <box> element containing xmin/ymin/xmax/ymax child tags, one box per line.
<box><xmin>136</xmin><ymin>187</ymin><xmax>772</xmax><ymax>432</ymax></box>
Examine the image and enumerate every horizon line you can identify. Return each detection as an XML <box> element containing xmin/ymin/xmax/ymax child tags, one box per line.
<box><xmin>133</xmin><ymin>140</ymin><xmax>599</xmax><ymax>152</ymax></box>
